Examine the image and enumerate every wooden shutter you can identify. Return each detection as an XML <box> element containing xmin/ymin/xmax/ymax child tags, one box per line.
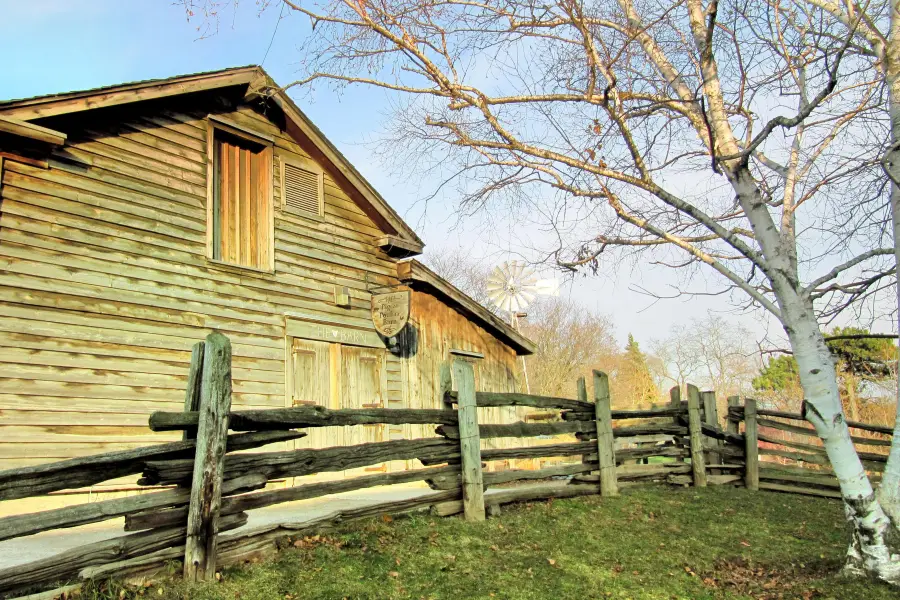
<box><xmin>211</xmin><ymin>130</ymin><xmax>272</xmax><ymax>270</ymax></box>
<box><xmin>281</xmin><ymin>157</ymin><xmax>323</xmax><ymax>217</ymax></box>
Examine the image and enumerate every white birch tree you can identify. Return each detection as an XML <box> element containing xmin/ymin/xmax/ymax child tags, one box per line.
<box><xmin>185</xmin><ymin>0</ymin><xmax>900</xmax><ymax>580</ymax></box>
<box><xmin>800</xmin><ymin>0</ymin><xmax>900</xmax><ymax>539</ymax></box>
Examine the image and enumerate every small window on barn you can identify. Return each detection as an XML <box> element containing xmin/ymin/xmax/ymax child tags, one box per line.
<box><xmin>280</xmin><ymin>154</ymin><xmax>324</xmax><ymax>218</ymax></box>
<box><xmin>207</xmin><ymin>122</ymin><xmax>274</xmax><ymax>271</ymax></box>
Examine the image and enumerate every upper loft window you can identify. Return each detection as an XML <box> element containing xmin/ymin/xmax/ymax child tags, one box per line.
<box><xmin>280</xmin><ymin>154</ymin><xmax>324</xmax><ymax>218</ymax></box>
<box><xmin>207</xmin><ymin>119</ymin><xmax>274</xmax><ymax>272</ymax></box>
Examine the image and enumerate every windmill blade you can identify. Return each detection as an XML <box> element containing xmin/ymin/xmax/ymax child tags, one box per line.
<box><xmin>487</xmin><ymin>289</ymin><xmax>509</xmax><ymax>306</ymax></box>
<box><xmin>512</xmin><ymin>261</ymin><xmax>537</xmax><ymax>284</ymax></box>
<box><xmin>485</xmin><ymin>261</ymin><xmax>546</xmax><ymax>314</ymax></box>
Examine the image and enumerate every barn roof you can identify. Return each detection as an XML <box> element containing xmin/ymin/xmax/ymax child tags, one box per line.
<box><xmin>0</xmin><ymin>65</ymin><xmax>423</xmax><ymax>252</ymax></box>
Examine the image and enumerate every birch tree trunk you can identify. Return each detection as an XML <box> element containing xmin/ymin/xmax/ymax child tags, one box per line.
<box><xmin>734</xmin><ymin>167</ymin><xmax>899</xmax><ymax>580</ymax></box>
<box><xmin>777</xmin><ymin>290</ymin><xmax>898</xmax><ymax>580</ymax></box>
<box><xmin>877</xmin><ymin>0</ymin><xmax>900</xmax><ymax>528</ymax></box>
<box><xmin>685</xmin><ymin>0</ymin><xmax>899</xmax><ymax>575</ymax></box>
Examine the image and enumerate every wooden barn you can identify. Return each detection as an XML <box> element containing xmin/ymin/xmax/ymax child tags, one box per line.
<box><xmin>0</xmin><ymin>66</ymin><xmax>535</xmax><ymax>493</ymax></box>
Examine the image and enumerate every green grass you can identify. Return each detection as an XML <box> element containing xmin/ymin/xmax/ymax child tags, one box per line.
<box><xmin>88</xmin><ymin>486</ymin><xmax>897</xmax><ymax>600</ymax></box>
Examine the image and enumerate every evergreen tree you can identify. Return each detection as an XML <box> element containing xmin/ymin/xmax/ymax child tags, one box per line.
<box><xmin>752</xmin><ymin>355</ymin><xmax>800</xmax><ymax>391</ymax></box>
<box><xmin>618</xmin><ymin>334</ymin><xmax>658</xmax><ymax>407</ymax></box>
<box><xmin>825</xmin><ymin>327</ymin><xmax>895</xmax><ymax>379</ymax></box>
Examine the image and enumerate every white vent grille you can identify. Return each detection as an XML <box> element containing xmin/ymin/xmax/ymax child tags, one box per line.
<box><xmin>283</xmin><ymin>163</ymin><xmax>321</xmax><ymax>216</ymax></box>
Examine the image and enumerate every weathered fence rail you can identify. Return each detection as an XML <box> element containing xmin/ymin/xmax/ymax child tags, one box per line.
<box><xmin>726</xmin><ymin>401</ymin><xmax>891</xmax><ymax>498</ymax></box>
<box><xmin>0</xmin><ymin>332</ymin><xmax>893</xmax><ymax>599</ymax></box>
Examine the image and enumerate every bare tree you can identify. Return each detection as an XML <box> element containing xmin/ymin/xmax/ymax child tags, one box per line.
<box><xmin>518</xmin><ymin>298</ymin><xmax>620</xmax><ymax>397</ymax></box>
<box><xmin>652</xmin><ymin>313</ymin><xmax>758</xmax><ymax>399</ymax></box>
<box><xmin>185</xmin><ymin>0</ymin><xmax>900</xmax><ymax>579</ymax></box>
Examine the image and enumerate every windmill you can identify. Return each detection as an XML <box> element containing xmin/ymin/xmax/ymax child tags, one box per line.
<box><xmin>486</xmin><ymin>260</ymin><xmax>559</xmax><ymax>393</ymax></box>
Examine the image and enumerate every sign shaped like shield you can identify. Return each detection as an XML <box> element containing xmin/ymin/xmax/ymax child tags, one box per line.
<box><xmin>371</xmin><ymin>291</ymin><xmax>410</xmax><ymax>338</ymax></box>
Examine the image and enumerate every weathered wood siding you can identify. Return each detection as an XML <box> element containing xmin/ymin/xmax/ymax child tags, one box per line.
<box><xmin>404</xmin><ymin>290</ymin><xmax>524</xmax><ymax>468</ymax></box>
<box><xmin>0</xmin><ymin>96</ymin><xmax>402</xmax><ymax>484</ymax></box>
<box><xmin>0</xmin><ymin>92</ymin><xmax>526</xmax><ymax>497</ymax></box>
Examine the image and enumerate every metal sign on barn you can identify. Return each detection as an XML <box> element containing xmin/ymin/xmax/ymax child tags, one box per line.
<box><xmin>371</xmin><ymin>290</ymin><xmax>410</xmax><ymax>337</ymax></box>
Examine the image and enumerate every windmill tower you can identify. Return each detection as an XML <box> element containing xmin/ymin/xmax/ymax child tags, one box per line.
<box><xmin>485</xmin><ymin>260</ymin><xmax>559</xmax><ymax>393</ymax></box>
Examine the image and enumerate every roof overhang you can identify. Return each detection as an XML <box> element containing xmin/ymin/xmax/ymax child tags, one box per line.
<box><xmin>253</xmin><ymin>75</ymin><xmax>423</xmax><ymax>251</ymax></box>
<box><xmin>0</xmin><ymin>116</ymin><xmax>66</xmax><ymax>146</ymax></box>
<box><xmin>0</xmin><ymin>67</ymin><xmax>259</xmax><ymax>121</ymax></box>
<box><xmin>0</xmin><ymin>66</ymin><xmax>424</xmax><ymax>254</ymax></box>
<box><xmin>397</xmin><ymin>259</ymin><xmax>535</xmax><ymax>356</ymax></box>
<box><xmin>0</xmin><ymin>115</ymin><xmax>67</xmax><ymax>168</ymax></box>
<box><xmin>377</xmin><ymin>235</ymin><xmax>423</xmax><ymax>258</ymax></box>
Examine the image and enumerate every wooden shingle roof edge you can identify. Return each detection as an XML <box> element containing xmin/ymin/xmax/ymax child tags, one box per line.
<box><xmin>397</xmin><ymin>259</ymin><xmax>536</xmax><ymax>356</ymax></box>
<box><xmin>0</xmin><ymin>65</ymin><xmax>424</xmax><ymax>253</ymax></box>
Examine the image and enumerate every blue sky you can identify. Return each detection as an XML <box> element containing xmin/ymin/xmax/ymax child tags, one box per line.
<box><xmin>0</xmin><ymin>0</ymin><xmax>777</xmax><ymax>351</ymax></box>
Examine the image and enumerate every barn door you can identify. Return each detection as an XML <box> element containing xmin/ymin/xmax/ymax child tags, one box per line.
<box><xmin>340</xmin><ymin>346</ymin><xmax>388</xmax><ymax>475</ymax></box>
<box><xmin>289</xmin><ymin>339</ymin><xmax>332</xmax><ymax>472</ymax></box>
<box><xmin>289</xmin><ymin>337</ymin><xmax>388</xmax><ymax>479</ymax></box>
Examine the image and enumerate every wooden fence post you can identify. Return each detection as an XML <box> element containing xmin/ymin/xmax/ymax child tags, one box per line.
<box><xmin>700</xmin><ymin>391</ymin><xmax>721</xmax><ymax>468</ymax></box>
<box><xmin>744</xmin><ymin>398</ymin><xmax>759</xmax><ymax>491</ymax></box>
<box><xmin>182</xmin><ymin>342</ymin><xmax>205</xmax><ymax>442</ymax></box>
<box><xmin>686</xmin><ymin>384</ymin><xmax>707</xmax><ymax>487</ymax></box>
<box><xmin>669</xmin><ymin>386</ymin><xmax>685</xmax><ymax>462</ymax></box>
<box><xmin>726</xmin><ymin>396</ymin><xmax>740</xmax><ymax>436</ymax></box>
<box><xmin>184</xmin><ymin>332</ymin><xmax>233</xmax><ymax>582</ymax></box>
<box><xmin>453</xmin><ymin>359</ymin><xmax>485</xmax><ymax>522</ymax></box>
<box><xmin>593</xmin><ymin>371</ymin><xmax>618</xmax><ymax>496</ymax></box>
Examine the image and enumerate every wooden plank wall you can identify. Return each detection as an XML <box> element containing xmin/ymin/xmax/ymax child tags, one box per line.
<box><xmin>405</xmin><ymin>291</ymin><xmax>524</xmax><ymax>469</ymax></box>
<box><xmin>0</xmin><ymin>97</ymin><xmax>403</xmax><ymax>486</ymax></box>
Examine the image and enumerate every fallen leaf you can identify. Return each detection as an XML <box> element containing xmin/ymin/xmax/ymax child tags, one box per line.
<box><xmin>388</xmin><ymin>571</ymin><xmax>400</xmax><ymax>578</ymax></box>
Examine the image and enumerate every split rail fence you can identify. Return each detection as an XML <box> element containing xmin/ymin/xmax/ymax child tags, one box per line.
<box><xmin>0</xmin><ymin>332</ymin><xmax>893</xmax><ymax>599</ymax></box>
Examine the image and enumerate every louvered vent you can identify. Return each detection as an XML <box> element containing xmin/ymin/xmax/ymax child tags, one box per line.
<box><xmin>283</xmin><ymin>163</ymin><xmax>321</xmax><ymax>216</ymax></box>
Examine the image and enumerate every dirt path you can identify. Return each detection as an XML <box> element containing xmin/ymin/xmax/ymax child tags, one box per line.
<box><xmin>0</xmin><ymin>485</ymin><xmax>436</xmax><ymax>570</ymax></box>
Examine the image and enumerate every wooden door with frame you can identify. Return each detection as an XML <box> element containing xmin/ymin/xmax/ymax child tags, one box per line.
<box><xmin>339</xmin><ymin>345</ymin><xmax>388</xmax><ymax>476</ymax></box>
<box><xmin>288</xmin><ymin>338</ymin><xmax>333</xmax><ymax>481</ymax></box>
<box><xmin>289</xmin><ymin>337</ymin><xmax>388</xmax><ymax>480</ymax></box>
